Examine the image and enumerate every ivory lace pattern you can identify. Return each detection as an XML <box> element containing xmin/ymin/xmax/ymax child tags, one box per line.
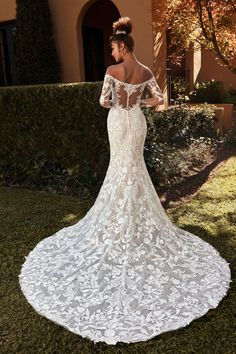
<box><xmin>19</xmin><ymin>72</ymin><xmax>231</xmax><ymax>345</ymax></box>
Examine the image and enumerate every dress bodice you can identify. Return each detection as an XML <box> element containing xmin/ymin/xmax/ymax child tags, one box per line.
<box><xmin>99</xmin><ymin>73</ymin><xmax>164</xmax><ymax>110</ymax></box>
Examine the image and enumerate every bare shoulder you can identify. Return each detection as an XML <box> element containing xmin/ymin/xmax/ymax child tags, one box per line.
<box><xmin>105</xmin><ymin>63</ymin><xmax>153</xmax><ymax>81</ymax></box>
<box><xmin>139</xmin><ymin>64</ymin><xmax>154</xmax><ymax>80</ymax></box>
<box><xmin>106</xmin><ymin>65</ymin><xmax>118</xmax><ymax>76</ymax></box>
<box><xmin>107</xmin><ymin>64</ymin><xmax>125</xmax><ymax>76</ymax></box>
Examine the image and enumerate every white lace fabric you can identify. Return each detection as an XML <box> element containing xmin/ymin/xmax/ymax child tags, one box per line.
<box><xmin>99</xmin><ymin>73</ymin><xmax>164</xmax><ymax>110</ymax></box>
<box><xmin>19</xmin><ymin>72</ymin><xmax>231</xmax><ymax>345</ymax></box>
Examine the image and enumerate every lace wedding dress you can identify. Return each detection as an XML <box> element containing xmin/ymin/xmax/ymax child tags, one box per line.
<box><xmin>19</xmin><ymin>72</ymin><xmax>231</xmax><ymax>345</ymax></box>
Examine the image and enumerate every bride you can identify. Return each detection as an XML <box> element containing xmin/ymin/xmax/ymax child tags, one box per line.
<box><xmin>19</xmin><ymin>17</ymin><xmax>231</xmax><ymax>345</ymax></box>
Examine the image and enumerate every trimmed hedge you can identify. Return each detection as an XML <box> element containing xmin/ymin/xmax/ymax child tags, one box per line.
<box><xmin>0</xmin><ymin>82</ymin><xmax>109</xmax><ymax>196</ymax></box>
<box><xmin>145</xmin><ymin>104</ymin><xmax>216</xmax><ymax>146</ymax></box>
<box><xmin>144</xmin><ymin>104</ymin><xmax>217</xmax><ymax>188</ymax></box>
<box><xmin>0</xmin><ymin>83</ymin><xmax>216</xmax><ymax>197</ymax></box>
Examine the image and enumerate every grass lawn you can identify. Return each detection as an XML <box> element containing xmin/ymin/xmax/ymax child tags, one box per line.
<box><xmin>0</xmin><ymin>156</ymin><xmax>235</xmax><ymax>354</ymax></box>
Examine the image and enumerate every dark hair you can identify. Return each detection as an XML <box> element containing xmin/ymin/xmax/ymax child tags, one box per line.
<box><xmin>109</xmin><ymin>17</ymin><xmax>134</xmax><ymax>52</ymax></box>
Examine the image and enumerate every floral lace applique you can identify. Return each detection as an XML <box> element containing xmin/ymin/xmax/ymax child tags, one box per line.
<box><xmin>99</xmin><ymin>74</ymin><xmax>164</xmax><ymax>110</ymax></box>
<box><xmin>19</xmin><ymin>70</ymin><xmax>231</xmax><ymax>346</ymax></box>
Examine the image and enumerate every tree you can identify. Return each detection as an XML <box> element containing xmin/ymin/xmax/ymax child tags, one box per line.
<box><xmin>15</xmin><ymin>0</ymin><xmax>61</xmax><ymax>85</ymax></box>
<box><xmin>162</xmin><ymin>0</ymin><xmax>236</xmax><ymax>74</ymax></box>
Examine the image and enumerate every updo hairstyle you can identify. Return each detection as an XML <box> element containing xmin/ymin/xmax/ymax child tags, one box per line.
<box><xmin>109</xmin><ymin>17</ymin><xmax>134</xmax><ymax>52</ymax></box>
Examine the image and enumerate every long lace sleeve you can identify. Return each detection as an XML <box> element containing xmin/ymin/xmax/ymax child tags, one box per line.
<box><xmin>146</xmin><ymin>77</ymin><xmax>164</xmax><ymax>105</ymax></box>
<box><xmin>99</xmin><ymin>74</ymin><xmax>113</xmax><ymax>108</ymax></box>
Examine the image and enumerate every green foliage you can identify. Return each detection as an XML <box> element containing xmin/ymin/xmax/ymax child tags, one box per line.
<box><xmin>15</xmin><ymin>0</ymin><xmax>61</xmax><ymax>84</ymax></box>
<box><xmin>227</xmin><ymin>88</ymin><xmax>236</xmax><ymax>104</ymax></box>
<box><xmin>189</xmin><ymin>80</ymin><xmax>230</xmax><ymax>104</ymax></box>
<box><xmin>171</xmin><ymin>76</ymin><xmax>190</xmax><ymax>106</ymax></box>
<box><xmin>172</xmin><ymin>77</ymin><xmax>188</xmax><ymax>95</ymax></box>
<box><xmin>0</xmin><ymin>81</ymin><xmax>108</xmax><ymax>197</ymax></box>
<box><xmin>0</xmin><ymin>82</ymin><xmax>219</xmax><ymax>197</ymax></box>
<box><xmin>143</xmin><ymin>104</ymin><xmax>217</xmax><ymax>188</ymax></box>
<box><xmin>145</xmin><ymin>104</ymin><xmax>216</xmax><ymax>145</ymax></box>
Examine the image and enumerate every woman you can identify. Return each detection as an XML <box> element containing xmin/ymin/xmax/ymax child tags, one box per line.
<box><xmin>19</xmin><ymin>17</ymin><xmax>231</xmax><ymax>345</ymax></box>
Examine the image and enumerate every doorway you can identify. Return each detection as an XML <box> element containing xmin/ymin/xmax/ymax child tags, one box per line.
<box><xmin>81</xmin><ymin>0</ymin><xmax>120</xmax><ymax>81</ymax></box>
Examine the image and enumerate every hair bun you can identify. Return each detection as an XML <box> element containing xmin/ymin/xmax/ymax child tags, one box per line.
<box><xmin>112</xmin><ymin>17</ymin><xmax>132</xmax><ymax>35</ymax></box>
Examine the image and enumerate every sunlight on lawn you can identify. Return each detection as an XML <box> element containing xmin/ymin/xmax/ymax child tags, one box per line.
<box><xmin>169</xmin><ymin>156</ymin><xmax>236</xmax><ymax>238</ymax></box>
<box><xmin>62</xmin><ymin>213</ymin><xmax>79</xmax><ymax>222</ymax></box>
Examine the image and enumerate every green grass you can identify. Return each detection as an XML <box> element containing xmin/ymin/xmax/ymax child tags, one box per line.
<box><xmin>0</xmin><ymin>157</ymin><xmax>235</xmax><ymax>354</ymax></box>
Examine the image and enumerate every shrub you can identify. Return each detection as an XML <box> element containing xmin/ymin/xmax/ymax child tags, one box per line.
<box><xmin>144</xmin><ymin>138</ymin><xmax>218</xmax><ymax>189</ymax></box>
<box><xmin>144</xmin><ymin>104</ymin><xmax>216</xmax><ymax>147</ymax></box>
<box><xmin>0</xmin><ymin>83</ymin><xmax>218</xmax><ymax>197</ymax></box>
<box><xmin>0</xmin><ymin>82</ymin><xmax>108</xmax><ymax>197</ymax></box>
<box><xmin>143</xmin><ymin>104</ymin><xmax>217</xmax><ymax>189</ymax></box>
<box><xmin>189</xmin><ymin>80</ymin><xmax>229</xmax><ymax>103</ymax></box>
<box><xmin>171</xmin><ymin>76</ymin><xmax>189</xmax><ymax>106</ymax></box>
<box><xmin>227</xmin><ymin>88</ymin><xmax>236</xmax><ymax>104</ymax></box>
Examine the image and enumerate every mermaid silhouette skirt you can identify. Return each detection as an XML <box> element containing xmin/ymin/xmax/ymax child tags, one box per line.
<box><xmin>18</xmin><ymin>104</ymin><xmax>231</xmax><ymax>345</ymax></box>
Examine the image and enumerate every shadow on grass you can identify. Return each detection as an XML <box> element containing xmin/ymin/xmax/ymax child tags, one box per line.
<box><xmin>161</xmin><ymin>147</ymin><xmax>236</xmax><ymax>209</ymax></box>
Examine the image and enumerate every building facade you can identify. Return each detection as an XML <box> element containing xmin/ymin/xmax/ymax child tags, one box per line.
<box><xmin>0</xmin><ymin>0</ymin><xmax>235</xmax><ymax>103</ymax></box>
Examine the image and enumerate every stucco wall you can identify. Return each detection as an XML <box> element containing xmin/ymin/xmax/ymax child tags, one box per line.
<box><xmin>198</xmin><ymin>48</ymin><xmax>236</xmax><ymax>90</ymax></box>
<box><xmin>1</xmin><ymin>0</ymin><xmax>154</xmax><ymax>83</ymax></box>
<box><xmin>0</xmin><ymin>0</ymin><xmax>16</xmax><ymax>21</ymax></box>
<box><xmin>112</xmin><ymin>0</ymin><xmax>154</xmax><ymax>71</ymax></box>
<box><xmin>0</xmin><ymin>0</ymin><xmax>235</xmax><ymax>93</ymax></box>
<box><xmin>152</xmin><ymin>0</ymin><xmax>167</xmax><ymax>108</ymax></box>
<box><xmin>0</xmin><ymin>0</ymin><xmax>164</xmax><ymax>90</ymax></box>
<box><xmin>186</xmin><ymin>43</ymin><xmax>202</xmax><ymax>91</ymax></box>
<box><xmin>48</xmin><ymin>0</ymin><xmax>83</xmax><ymax>83</ymax></box>
<box><xmin>48</xmin><ymin>0</ymin><xmax>155</xmax><ymax>83</ymax></box>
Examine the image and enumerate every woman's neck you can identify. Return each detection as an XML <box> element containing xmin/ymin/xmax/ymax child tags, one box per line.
<box><xmin>122</xmin><ymin>51</ymin><xmax>138</xmax><ymax>65</ymax></box>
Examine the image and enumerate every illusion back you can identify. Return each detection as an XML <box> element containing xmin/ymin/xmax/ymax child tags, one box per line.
<box><xmin>99</xmin><ymin>74</ymin><xmax>164</xmax><ymax>110</ymax></box>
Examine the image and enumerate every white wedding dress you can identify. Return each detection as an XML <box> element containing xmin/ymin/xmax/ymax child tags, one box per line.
<box><xmin>19</xmin><ymin>72</ymin><xmax>231</xmax><ymax>345</ymax></box>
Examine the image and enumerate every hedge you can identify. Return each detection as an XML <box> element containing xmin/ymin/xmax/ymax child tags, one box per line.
<box><xmin>0</xmin><ymin>83</ymin><xmax>216</xmax><ymax>197</ymax></box>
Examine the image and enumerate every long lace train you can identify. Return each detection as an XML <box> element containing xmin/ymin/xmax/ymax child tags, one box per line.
<box><xmin>18</xmin><ymin>73</ymin><xmax>231</xmax><ymax>345</ymax></box>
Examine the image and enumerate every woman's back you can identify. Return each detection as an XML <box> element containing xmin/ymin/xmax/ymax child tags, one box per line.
<box><xmin>99</xmin><ymin>63</ymin><xmax>164</xmax><ymax>110</ymax></box>
<box><xmin>108</xmin><ymin>62</ymin><xmax>153</xmax><ymax>85</ymax></box>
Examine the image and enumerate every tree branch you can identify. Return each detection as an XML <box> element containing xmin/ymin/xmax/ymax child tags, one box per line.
<box><xmin>205</xmin><ymin>0</ymin><xmax>234</xmax><ymax>70</ymax></box>
<box><xmin>228</xmin><ymin>0</ymin><xmax>236</xmax><ymax>12</ymax></box>
<box><xmin>196</xmin><ymin>0</ymin><xmax>211</xmax><ymax>41</ymax></box>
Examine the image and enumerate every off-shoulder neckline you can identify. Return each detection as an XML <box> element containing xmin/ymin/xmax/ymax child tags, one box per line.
<box><xmin>105</xmin><ymin>73</ymin><xmax>154</xmax><ymax>86</ymax></box>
